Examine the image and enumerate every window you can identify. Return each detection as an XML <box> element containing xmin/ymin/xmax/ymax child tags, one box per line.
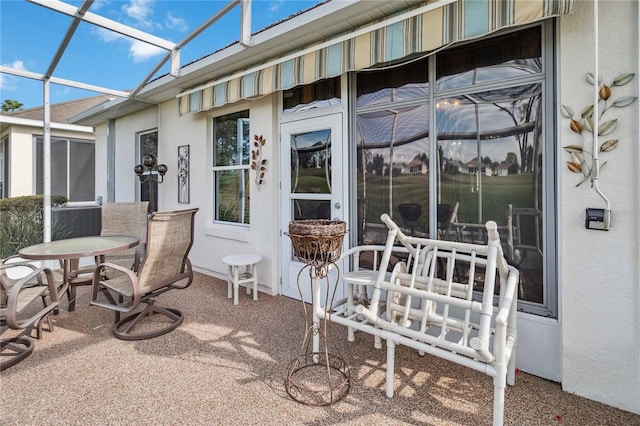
<box><xmin>353</xmin><ymin>25</ymin><xmax>555</xmax><ymax>316</ymax></box>
<box><xmin>36</xmin><ymin>136</ymin><xmax>95</xmax><ymax>202</ymax></box>
<box><xmin>355</xmin><ymin>57</ymin><xmax>431</xmax><ymax>239</ymax></box>
<box><xmin>212</xmin><ymin>111</ymin><xmax>250</xmax><ymax>225</ymax></box>
<box><xmin>283</xmin><ymin>77</ymin><xmax>341</xmax><ymax>113</ymax></box>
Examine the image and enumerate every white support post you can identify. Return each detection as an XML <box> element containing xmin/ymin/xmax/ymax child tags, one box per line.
<box><xmin>240</xmin><ymin>0</ymin><xmax>253</xmax><ymax>47</ymax></box>
<box><xmin>43</xmin><ymin>79</ymin><xmax>52</xmax><ymax>243</ymax></box>
<box><xmin>170</xmin><ymin>48</ymin><xmax>181</xmax><ymax>77</ymax></box>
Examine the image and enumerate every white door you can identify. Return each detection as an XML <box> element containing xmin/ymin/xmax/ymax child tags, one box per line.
<box><xmin>280</xmin><ymin>114</ymin><xmax>345</xmax><ymax>305</ymax></box>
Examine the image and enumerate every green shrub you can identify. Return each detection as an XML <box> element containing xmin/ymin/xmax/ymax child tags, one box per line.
<box><xmin>0</xmin><ymin>195</ymin><xmax>69</xmax><ymax>258</ymax></box>
<box><xmin>0</xmin><ymin>194</ymin><xmax>68</xmax><ymax>212</ymax></box>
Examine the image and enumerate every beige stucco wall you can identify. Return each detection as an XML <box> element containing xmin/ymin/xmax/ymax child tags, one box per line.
<box><xmin>94</xmin><ymin>107</ymin><xmax>158</xmax><ymax>203</ymax></box>
<box><xmin>559</xmin><ymin>0</ymin><xmax>639</xmax><ymax>414</ymax></box>
<box><xmin>156</xmin><ymin>95</ymin><xmax>280</xmax><ymax>295</ymax></box>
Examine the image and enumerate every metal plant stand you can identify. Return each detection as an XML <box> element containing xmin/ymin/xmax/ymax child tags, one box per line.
<box><xmin>285</xmin><ymin>220</ymin><xmax>350</xmax><ymax>406</ymax></box>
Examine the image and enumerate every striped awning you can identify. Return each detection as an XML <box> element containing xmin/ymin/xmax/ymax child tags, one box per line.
<box><xmin>178</xmin><ymin>0</ymin><xmax>575</xmax><ymax>114</ymax></box>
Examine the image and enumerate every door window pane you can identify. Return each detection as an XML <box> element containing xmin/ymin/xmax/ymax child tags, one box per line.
<box><xmin>290</xmin><ymin>129</ymin><xmax>331</xmax><ymax>194</ymax></box>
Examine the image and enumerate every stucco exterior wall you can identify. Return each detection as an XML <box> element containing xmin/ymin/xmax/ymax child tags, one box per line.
<box><xmin>559</xmin><ymin>0</ymin><xmax>639</xmax><ymax>413</ymax></box>
<box><xmin>94</xmin><ymin>107</ymin><xmax>158</xmax><ymax>203</ymax></box>
<box><xmin>157</xmin><ymin>95</ymin><xmax>280</xmax><ymax>294</ymax></box>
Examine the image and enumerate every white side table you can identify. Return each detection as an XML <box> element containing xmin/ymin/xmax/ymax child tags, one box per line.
<box><xmin>222</xmin><ymin>253</ymin><xmax>262</xmax><ymax>305</ymax></box>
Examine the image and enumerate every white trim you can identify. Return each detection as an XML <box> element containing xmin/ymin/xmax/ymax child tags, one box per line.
<box><xmin>205</xmin><ymin>223</ymin><xmax>250</xmax><ymax>242</ymax></box>
<box><xmin>0</xmin><ymin>115</ymin><xmax>94</xmax><ymax>133</ymax></box>
<box><xmin>0</xmin><ymin>65</ymin><xmax>131</xmax><ymax>98</ymax></box>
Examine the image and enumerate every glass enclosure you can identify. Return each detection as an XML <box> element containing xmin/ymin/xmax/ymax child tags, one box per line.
<box><xmin>354</xmin><ymin>25</ymin><xmax>549</xmax><ymax>309</ymax></box>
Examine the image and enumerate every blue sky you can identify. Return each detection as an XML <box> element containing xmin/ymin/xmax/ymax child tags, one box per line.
<box><xmin>0</xmin><ymin>0</ymin><xmax>322</xmax><ymax>110</ymax></box>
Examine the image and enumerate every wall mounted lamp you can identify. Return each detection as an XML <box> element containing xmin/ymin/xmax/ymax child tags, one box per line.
<box><xmin>134</xmin><ymin>154</ymin><xmax>167</xmax><ymax>211</ymax></box>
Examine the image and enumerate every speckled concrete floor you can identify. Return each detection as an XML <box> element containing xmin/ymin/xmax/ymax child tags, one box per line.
<box><xmin>2</xmin><ymin>273</ymin><xmax>638</xmax><ymax>425</ymax></box>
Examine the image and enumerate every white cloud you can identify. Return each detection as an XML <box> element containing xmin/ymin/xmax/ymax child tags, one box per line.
<box><xmin>91</xmin><ymin>0</ymin><xmax>110</xmax><ymax>11</ymax></box>
<box><xmin>122</xmin><ymin>0</ymin><xmax>155</xmax><ymax>29</ymax></box>
<box><xmin>94</xmin><ymin>26</ymin><xmax>126</xmax><ymax>43</ymax></box>
<box><xmin>166</xmin><ymin>12</ymin><xmax>188</xmax><ymax>32</ymax></box>
<box><xmin>129</xmin><ymin>40</ymin><xmax>164</xmax><ymax>63</ymax></box>
<box><xmin>270</xmin><ymin>1</ymin><xmax>285</xmax><ymax>13</ymax></box>
<box><xmin>93</xmin><ymin>26</ymin><xmax>163</xmax><ymax>63</ymax></box>
<box><xmin>0</xmin><ymin>60</ymin><xmax>26</xmax><ymax>90</ymax></box>
<box><xmin>8</xmin><ymin>60</ymin><xmax>26</xmax><ymax>71</ymax></box>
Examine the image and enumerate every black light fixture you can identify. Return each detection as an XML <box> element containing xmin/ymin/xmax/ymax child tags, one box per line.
<box><xmin>134</xmin><ymin>154</ymin><xmax>167</xmax><ymax>211</ymax></box>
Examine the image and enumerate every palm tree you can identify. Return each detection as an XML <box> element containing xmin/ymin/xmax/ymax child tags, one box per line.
<box><xmin>1</xmin><ymin>100</ymin><xmax>23</xmax><ymax>112</ymax></box>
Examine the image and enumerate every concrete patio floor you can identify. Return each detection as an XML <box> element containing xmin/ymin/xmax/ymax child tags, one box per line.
<box><xmin>2</xmin><ymin>272</ymin><xmax>638</xmax><ymax>425</ymax></box>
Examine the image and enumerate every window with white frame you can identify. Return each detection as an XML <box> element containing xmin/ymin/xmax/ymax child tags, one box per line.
<box><xmin>212</xmin><ymin>111</ymin><xmax>250</xmax><ymax>225</ymax></box>
<box><xmin>35</xmin><ymin>136</ymin><xmax>95</xmax><ymax>202</ymax></box>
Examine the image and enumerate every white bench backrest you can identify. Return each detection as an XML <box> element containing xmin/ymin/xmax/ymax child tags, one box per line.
<box><xmin>367</xmin><ymin>214</ymin><xmax>511</xmax><ymax>363</ymax></box>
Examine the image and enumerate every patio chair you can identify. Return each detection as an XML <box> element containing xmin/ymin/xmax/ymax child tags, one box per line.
<box><xmin>89</xmin><ymin>208</ymin><xmax>198</xmax><ymax>340</ymax></box>
<box><xmin>68</xmin><ymin>201</ymin><xmax>149</xmax><ymax>311</ymax></box>
<box><xmin>98</xmin><ymin>201</ymin><xmax>149</xmax><ymax>271</ymax></box>
<box><xmin>1</xmin><ymin>263</ymin><xmax>60</xmax><ymax>370</ymax></box>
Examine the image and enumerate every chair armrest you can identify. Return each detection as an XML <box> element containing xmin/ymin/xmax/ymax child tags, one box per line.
<box><xmin>133</xmin><ymin>242</ymin><xmax>146</xmax><ymax>272</ymax></box>
<box><xmin>495</xmin><ymin>268</ymin><xmax>519</xmax><ymax>326</ymax></box>
<box><xmin>90</xmin><ymin>262</ymin><xmax>140</xmax><ymax>313</ymax></box>
<box><xmin>169</xmin><ymin>258</ymin><xmax>193</xmax><ymax>290</ymax></box>
<box><xmin>5</xmin><ymin>266</ymin><xmax>59</xmax><ymax>329</ymax></box>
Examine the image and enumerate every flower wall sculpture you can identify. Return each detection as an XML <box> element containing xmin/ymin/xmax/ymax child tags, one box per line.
<box><xmin>561</xmin><ymin>73</ymin><xmax>636</xmax><ymax>187</ymax></box>
<box><xmin>251</xmin><ymin>134</ymin><xmax>267</xmax><ymax>189</ymax></box>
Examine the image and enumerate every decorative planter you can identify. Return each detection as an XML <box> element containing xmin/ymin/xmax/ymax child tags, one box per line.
<box><xmin>286</xmin><ymin>220</ymin><xmax>347</xmax><ymax>272</ymax></box>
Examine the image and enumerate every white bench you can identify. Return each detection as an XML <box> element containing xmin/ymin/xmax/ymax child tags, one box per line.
<box><xmin>320</xmin><ymin>214</ymin><xmax>519</xmax><ymax>426</ymax></box>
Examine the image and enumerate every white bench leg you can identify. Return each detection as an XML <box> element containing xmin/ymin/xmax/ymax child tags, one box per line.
<box><xmin>227</xmin><ymin>265</ymin><xmax>233</xmax><ymax>300</ymax></box>
<box><xmin>252</xmin><ymin>265</ymin><xmax>258</xmax><ymax>301</ymax></box>
<box><xmin>493</xmin><ymin>363</ymin><xmax>507</xmax><ymax>426</ymax></box>
<box><xmin>374</xmin><ymin>335</ymin><xmax>382</xmax><ymax>349</ymax></box>
<box><xmin>233</xmin><ymin>266</ymin><xmax>239</xmax><ymax>305</ymax></box>
<box><xmin>386</xmin><ymin>338</ymin><xmax>396</xmax><ymax>398</ymax></box>
<box><xmin>347</xmin><ymin>282</ymin><xmax>355</xmax><ymax>341</ymax></box>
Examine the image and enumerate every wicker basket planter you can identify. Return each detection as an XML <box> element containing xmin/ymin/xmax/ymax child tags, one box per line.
<box><xmin>286</xmin><ymin>220</ymin><xmax>348</xmax><ymax>271</ymax></box>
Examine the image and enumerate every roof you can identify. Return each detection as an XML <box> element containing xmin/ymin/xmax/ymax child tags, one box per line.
<box><xmin>2</xmin><ymin>94</ymin><xmax>113</xmax><ymax>123</ymax></box>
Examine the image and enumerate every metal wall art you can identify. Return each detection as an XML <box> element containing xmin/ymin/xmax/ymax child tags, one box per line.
<box><xmin>251</xmin><ymin>134</ymin><xmax>267</xmax><ymax>189</ymax></box>
<box><xmin>178</xmin><ymin>145</ymin><xmax>190</xmax><ymax>203</ymax></box>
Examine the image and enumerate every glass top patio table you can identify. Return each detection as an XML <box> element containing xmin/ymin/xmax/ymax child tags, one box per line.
<box><xmin>18</xmin><ymin>236</ymin><xmax>139</xmax><ymax>308</ymax></box>
<box><xmin>19</xmin><ymin>236</ymin><xmax>139</xmax><ymax>260</ymax></box>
